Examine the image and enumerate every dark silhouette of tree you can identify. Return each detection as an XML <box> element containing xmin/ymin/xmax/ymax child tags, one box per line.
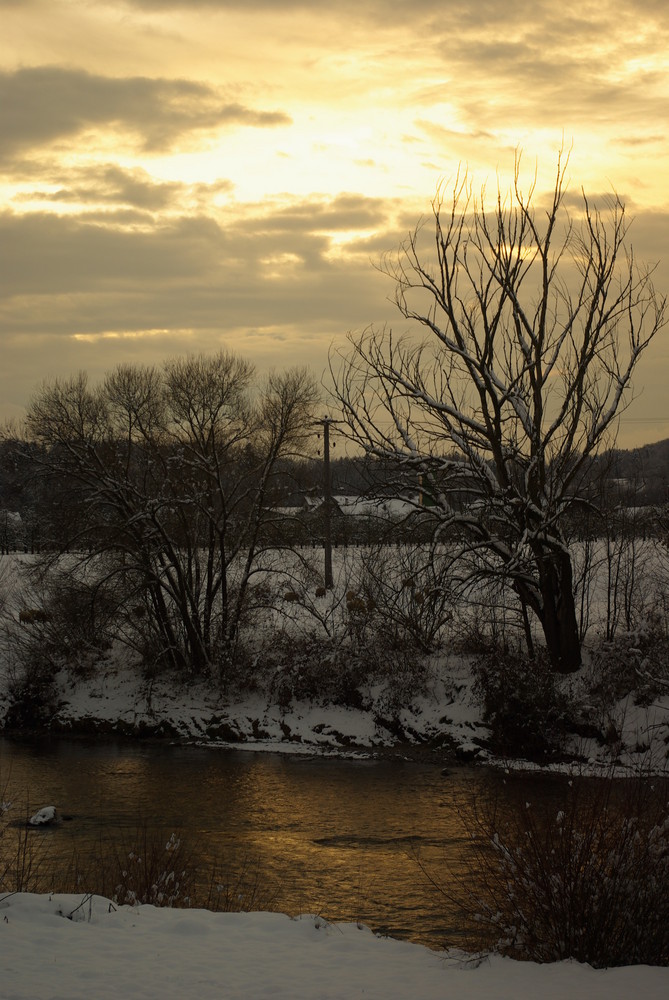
<box><xmin>23</xmin><ymin>352</ymin><xmax>318</xmax><ymax>676</ymax></box>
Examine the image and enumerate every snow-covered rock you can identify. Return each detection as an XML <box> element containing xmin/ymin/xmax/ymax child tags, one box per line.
<box><xmin>28</xmin><ymin>805</ymin><xmax>60</xmax><ymax>826</ymax></box>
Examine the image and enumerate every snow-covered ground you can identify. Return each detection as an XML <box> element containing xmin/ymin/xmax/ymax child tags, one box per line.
<box><xmin>2</xmin><ymin>893</ymin><xmax>668</xmax><ymax>1000</ymax></box>
<box><xmin>22</xmin><ymin>651</ymin><xmax>485</xmax><ymax>759</ymax></box>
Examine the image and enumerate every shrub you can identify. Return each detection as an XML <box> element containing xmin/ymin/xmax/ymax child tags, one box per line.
<box><xmin>0</xmin><ymin>792</ymin><xmax>57</xmax><ymax>897</ymax></box>
<box><xmin>1</xmin><ymin>789</ymin><xmax>279</xmax><ymax>915</ymax></box>
<box><xmin>472</xmin><ymin>649</ymin><xmax>573</xmax><ymax>761</ymax></box>
<box><xmin>453</xmin><ymin>772</ymin><xmax>669</xmax><ymax>967</ymax></box>
<box><xmin>44</xmin><ymin>573</ymin><xmax>115</xmax><ymax>669</ymax></box>
<box><xmin>263</xmin><ymin>617</ymin><xmax>431</xmax><ymax>713</ymax></box>
<box><xmin>587</xmin><ymin>611</ymin><xmax>669</xmax><ymax>710</ymax></box>
<box><xmin>21</xmin><ymin>562</ymin><xmax>118</xmax><ymax>675</ymax></box>
<box><xmin>359</xmin><ymin>544</ymin><xmax>453</xmax><ymax>652</ymax></box>
<box><xmin>3</xmin><ymin>648</ymin><xmax>60</xmax><ymax>728</ymax></box>
<box><xmin>200</xmin><ymin>855</ymin><xmax>280</xmax><ymax>913</ymax></box>
<box><xmin>266</xmin><ymin>632</ymin><xmax>369</xmax><ymax>710</ymax></box>
<box><xmin>2</xmin><ymin>561</ymin><xmax>120</xmax><ymax>728</ymax></box>
<box><xmin>78</xmin><ymin>824</ymin><xmax>198</xmax><ymax>907</ymax></box>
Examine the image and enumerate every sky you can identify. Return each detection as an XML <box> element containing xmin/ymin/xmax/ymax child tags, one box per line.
<box><xmin>1</xmin><ymin>0</ymin><xmax>668</xmax><ymax>448</ymax></box>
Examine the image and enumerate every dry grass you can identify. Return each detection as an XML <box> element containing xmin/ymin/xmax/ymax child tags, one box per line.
<box><xmin>1</xmin><ymin>792</ymin><xmax>59</xmax><ymax>899</ymax></box>
<box><xmin>1</xmin><ymin>801</ymin><xmax>279</xmax><ymax>915</ymax></box>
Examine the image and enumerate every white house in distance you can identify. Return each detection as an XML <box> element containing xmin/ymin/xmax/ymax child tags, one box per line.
<box><xmin>302</xmin><ymin>495</ymin><xmax>418</xmax><ymax>519</ymax></box>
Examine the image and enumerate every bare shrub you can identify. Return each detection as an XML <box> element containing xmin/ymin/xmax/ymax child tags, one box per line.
<box><xmin>586</xmin><ymin>611</ymin><xmax>669</xmax><ymax>712</ymax></box>
<box><xmin>2</xmin><ymin>557</ymin><xmax>122</xmax><ymax>726</ymax></box>
<box><xmin>451</xmin><ymin>772</ymin><xmax>669</xmax><ymax>966</ymax></box>
<box><xmin>3</xmin><ymin>645</ymin><xmax>60</xmax><ymax>727</ymax></box>
<box><xmin>359</xmin><ymin>544</ymin><xmax>453</xmax><ymax>652</ymax></box>
<box><xmin>451</xmin><ymin>570</ymin><xmax>531</xmax><ymax>658</ymax></box>
<box><xmin>373</xmin><ymin>646</ymin><xmax>431</xmax><ymax>717</ymax></box>
<box><xmin>271</xmin><ymin>550</ymin><xmax>381</xmax><ymax>657</ymax></box>
<box><xmin>0</xmin><ymin>557</ymin><xmax>15</xmax><ymax>622</ymax></box>
<box><xmin>44</xmin><ymin>572</ymin><xmax>116</xmax><ymax>666</ymax></box>
<box><xmin>200</xmin><ymin>855</ymin><xmax>280</xmax><ymax>913</ymax></box>
<box><xmin>266</xmin><ymin>631</ymin><xmax>370</xmax><ymax>710</ymax></box>
<box><xmin>1</xmin><ymin>787</ymin><xmax>278</xmax><ymax>915</ymax></box>
<box><xmin>260</xmin><ymin>546</ymin><xmax>434</xmax><ymax>711</ymax></box>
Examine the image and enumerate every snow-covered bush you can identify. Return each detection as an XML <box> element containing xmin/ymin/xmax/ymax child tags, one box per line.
<box><xmin>457</xmin><ymin>772</ymin><xmax>669</xmax><ymax>966</ymax></box>
<box><xmin>266</xmin><ymin>630</ymin><xmax>371</xmax><ymax>710</ymax></box>
<box><xmin>2</xmin><ymin>623</ymin><xmax>61</xmax><ymax>727</ymax></box>
<box><xmin>37</xmin><ymin>566</ymin><xmax>117</xmax><ymax>675</ymax></box>
<box><xmin>472</xmin><ymin>649</ymin><xmax>573</xmax><ymax>761</ymax></box>
<box><xmin>2</xmin><ymin>558</ymin><xmax>120</xmax><ymax>725</ymax></box>
<box><xmin>586</xmin><ymin>611</ymin><xmax>669</xmax><ymax>711</ymax></box>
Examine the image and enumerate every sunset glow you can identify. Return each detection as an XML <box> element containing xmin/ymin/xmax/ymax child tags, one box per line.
<box><xmin>1</xmin><ymin>0</ymin><xmax>668</xmax><ymax>445</ymax></box>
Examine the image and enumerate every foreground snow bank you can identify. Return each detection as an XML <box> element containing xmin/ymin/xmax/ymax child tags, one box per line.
<box><xmin>1</xmin><ymin>894</ymin><xmax>668</xmax><ymax>1000</ymax></box>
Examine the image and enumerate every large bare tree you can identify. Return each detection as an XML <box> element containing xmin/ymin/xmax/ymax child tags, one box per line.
<box><xmin>332</xmin><ymin>153</ymin><xmax>666</xmax><ymax>672</ymax></box>
<box><xmin>23</xmin><ymin>351</ymin><xmax>318</xmax><ymax>676</ymax></box>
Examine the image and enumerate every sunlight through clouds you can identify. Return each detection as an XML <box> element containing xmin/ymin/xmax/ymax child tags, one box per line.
<box><xmin>0</xmin><ymin>0</ymin><xmax>668</xmax><ymax>444</ymax></box>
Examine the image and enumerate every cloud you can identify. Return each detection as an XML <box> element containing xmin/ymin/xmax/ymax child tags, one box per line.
<box><xmin>3</xmin><ymin>183</ymin><xmax>664</xmax><ymax>339</ymax></box>
<box><xmin>0</xmin><ymin>211</ymin><xmax>224</xmax><ymax>295</ymax></box>
<box><xmin>1</xmin><ymin>186</ymin><xmax>667</xmax><ymax>436</ymax></box>
<box><xmin>10</xmin><ymin>163</ymin><xmax>235</xmax><ymax>213</ymax></box>
<box><xmin>21</xmin><ymin>166</ymin><xmax>185</xmax><ymax>211</ymax></box>
<box><xmin>113</xmin><ymin>0</ymin><xmax>669</xmax><ymax>32</ymax></box>
<box><xmin>111</xmin><ymin>0</ymin><xmax>530</xmax><ymax>16</ymax></box>
<box><xmin>0</xmin><ymin>67</ymin><xmax>291</xmax><ymax>162</ymax></box>
<box><xmin>241</xmin><ymin>194</ymin><xmax>392</xmax><ymax>234</ymax></box>
<box><xmin>2</xmin><ymin>0</ymin><xmax>668</xmax><ymax>443</ymax></box>
<box><xmin>0</xmin><ymin>193</ymin><xmax>403</xmax><ymax>336</ymax></box>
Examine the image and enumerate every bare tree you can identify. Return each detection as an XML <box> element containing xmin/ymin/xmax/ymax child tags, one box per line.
<box><xmin>23</xmin><ymin>351</ymin><xmax>319</xmax><ymax>676</ymax></box>
<box><xmin>332</xmin><ymin>152</ymin><xmax>666</xmax><ymax>672</ymax></box>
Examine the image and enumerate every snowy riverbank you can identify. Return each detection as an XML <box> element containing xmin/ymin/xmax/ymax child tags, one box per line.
<box><xmin>2</xmin><ymin>647</ymin><xmax>668</xmax><ymax>775</ymax></box>
<box><xmin>2</xmin><ymin>893</ymin><xmax>668</xmax><ymax>1000</ymax></box>
<box><xmin>1</xmin><ymin>551</ymin><xmax>669</xmax><ymax>772</ymax></box>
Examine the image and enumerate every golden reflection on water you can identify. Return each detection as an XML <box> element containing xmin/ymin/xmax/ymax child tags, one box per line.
<box><xmin>0</xmin><ymin>736</ymin><xmax>516</xmax><ymax>949</ymax></box>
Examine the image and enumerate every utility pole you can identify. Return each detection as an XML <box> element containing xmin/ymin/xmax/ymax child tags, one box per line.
<box><xmin>316</xmin><ymin>416</ymin><xmax>335</xmax><ymax>589</ymax></box>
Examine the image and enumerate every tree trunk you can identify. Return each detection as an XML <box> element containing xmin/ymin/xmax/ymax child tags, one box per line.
<box><xmin>536</xmin><ymin>548</ymin><xmax>582</xmax><ymax>673</ymax></box>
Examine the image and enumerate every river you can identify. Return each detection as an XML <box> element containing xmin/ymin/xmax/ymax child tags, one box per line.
<box><xmin>0</xmin><ymin>735</ymin><xmax>567</xmax><ymax>949</ymax></box>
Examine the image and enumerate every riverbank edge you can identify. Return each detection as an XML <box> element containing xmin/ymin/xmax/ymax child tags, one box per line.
<box><xmin>0</xmin><ymin>705</ymin><xmax>486</xmax><ymax>768</ymax></box>
<box><xmin>0</xmin><ymin>648</ymin><xmax>503</xmax><ymax>766</ymax></box>
<box><xmin>2</xmin><ymin>652</ymin><xmax>666</xmax><ymax>775</ymax></box>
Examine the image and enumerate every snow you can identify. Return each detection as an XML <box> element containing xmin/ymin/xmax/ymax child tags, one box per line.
<box><xmin>8</xmin><ymin>653</ymin><xmax>490</xmax><ymax>764</ymax></box>
<box><xmin>28</xmin><ymin>805</ymin><xmax>59</xmax><ymax>826</ymax></box>
<box><xmin>1</xmin><ymin>893</ymin><xmax>668</xmax><ymax>1000</ymax></box>
<box><xmin>20</xmin><ymin>643</ymin><xmax>665</xmax><ymax>777</ymax></box>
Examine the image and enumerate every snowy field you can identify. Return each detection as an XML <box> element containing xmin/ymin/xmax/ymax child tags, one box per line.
<box><xmin>2</xmin><ymin>893</ymin><xmax>668</xmax><ymax>1000</ymax></box>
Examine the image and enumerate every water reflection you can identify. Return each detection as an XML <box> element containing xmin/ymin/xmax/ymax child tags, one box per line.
<box><xmin>0</xmin><ymin>735</ymin><xmax>519</xmax><ymax>948</ymax></box>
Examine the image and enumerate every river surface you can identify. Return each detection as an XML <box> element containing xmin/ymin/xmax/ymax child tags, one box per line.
<box><xmin>0</xmin><ymin>735</ymin><xmax>567</xmax><ymax>949</ymax></box>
